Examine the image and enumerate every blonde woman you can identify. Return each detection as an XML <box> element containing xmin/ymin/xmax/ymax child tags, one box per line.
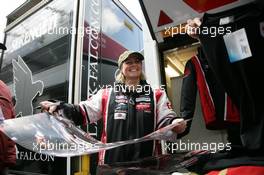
<box><xmin>40</xmin><ymin>50</ymin><xmax>186</xmax><ymax>164</ymax></box>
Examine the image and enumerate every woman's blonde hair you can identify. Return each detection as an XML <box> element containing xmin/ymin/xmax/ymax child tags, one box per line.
<box><xmin>115</xmin><ymin>70</ymin><xmax>146</xmax><ymax>84</ymax></box>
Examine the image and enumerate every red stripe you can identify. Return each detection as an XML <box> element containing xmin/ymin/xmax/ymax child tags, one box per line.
<box><xmin>206</xmin><ymin>166</ymin><xmax>264</xmax><ymax>175</ymax></box>
<box><xmin>155</xmin><ymin>89</ymin><xmax>162</xmax><ymax>104</ymax></box>
<box><xmin>226</xmin><ymin>95</ymin><xmax>240</xmax><ymax>122</ymax></box>
<box><xmin>226</xmin><ymin>166</ymin><xmax>264</xmax><ymax>175</ymax></box>
<box><xmin>155</xmin><ymin>89</ymin><xmax>162</xmax><ymax>130</ymax></box>
<box><xmin>154</xmin><ymin>89</ymin><xmax>163</xmax><ymax>155</ymax></box>
<box><xmin>183</xmin><ymin>0</ymin><xmax>238</xmax><ymax>13</ymax></box>
<box><xmin>98</xmin><ymin>88</ymin><xmax>110</xmax><ymax>165</ymax></box>
<box><xmin>155</xmin><ymin>89</ymin><xmax>163</xmax><ymax>128</ymax></box>
<box><xmin>191</xmin><ymin>56</ymin><xmax>216</xmax><ymax>126</ymax></box>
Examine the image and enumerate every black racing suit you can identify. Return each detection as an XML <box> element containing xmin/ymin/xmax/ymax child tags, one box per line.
<box><xmin>62</xmin><ymin>81</ymin><xmax>178</xmax><ymax>164</ymax></box>
<box><xmin>179</xmin><ymin>54</ymin><xmax>240</xmax><ymax>145</ymax></box>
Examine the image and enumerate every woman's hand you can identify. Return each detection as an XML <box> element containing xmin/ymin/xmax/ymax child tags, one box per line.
<box><xmin>171</xmin><ymin>118</ymin><xmax>187</xmax><ymax>134</ymax></box>
<box><xmin>186</xmin><ymin>17</ymin><xmax>202</xmax><ymax>39</ymax></box>
<box><xmin>39</xmin><ymin>101</ymin><xmax>60</xmax><ymax>115</ymax></box>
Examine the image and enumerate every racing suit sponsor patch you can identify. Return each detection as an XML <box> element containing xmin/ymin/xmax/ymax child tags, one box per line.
<box><xmin>136</xmin><ymin>103</ymin><xmax>151</xmax><ymax>112</ymax></box>
<box><xmin>116</xmin><ymin>95</ymin><xmax>127</xmax><ymax>100</ymax></box>
<box><xmin>114</xmin><ymin>112</ymin><xmax>126</xmax><ymax>120</ymax></box>
<box><xmin>115</xmin><ymin>99</ymin><xmax>128</xmax><ymax>103</ymax></box>
<box><xmin>135</xmin><ymin>96</ymin><xmax>151</xmax><ymax>102</ymax></box>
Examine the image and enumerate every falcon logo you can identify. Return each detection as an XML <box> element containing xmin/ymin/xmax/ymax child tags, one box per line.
<box><xmin>12</xmin><ymin>56</ymin><xmax>44</xmax><ymax>117</ymax></box>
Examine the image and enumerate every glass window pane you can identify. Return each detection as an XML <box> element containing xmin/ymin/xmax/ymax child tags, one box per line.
<box><xmin>1</xmin><ymin>0</ymin><xmax>75</xmax><ymax>174</ymax></box>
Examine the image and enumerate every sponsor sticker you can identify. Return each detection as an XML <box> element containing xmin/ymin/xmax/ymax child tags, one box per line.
<box><xmin>136</xmin><ymin>103</ymin><xmax>151</xmax><ymax>111</ymax></box>
<box><xmin>219</xmin><ymin>16</ymin><xmax>234</xmax><ymax>25</ymax></box>
<box><xmin>115</xmin><ymin>99</ymin><xmax>128</xmax><ymax>103</ymax></box>
<box><xmin>114</xmin><ymin>113</ymin><xmax>126</xmax><ymax>120</ymax></box>
<box><xmin>135</xmin><ymin>97</ymin><xmax>151</xmax><ymax>102</ymax></box>
<box><xmin>223</xmin><ymin>28</ymin><xmax>252</xmax><ymax>63</ymax></box>
<box><xmin>116</xmin><ymin>95</ymin><xmax>127</xmax><ymax>100</ymax></box>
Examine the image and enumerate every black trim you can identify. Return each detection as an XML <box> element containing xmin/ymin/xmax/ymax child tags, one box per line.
<box><xmin>139</xmin><ymin>0</ymin><xmax>156</xmax><ymax>41</ymax></box>
<box><xmin>70</xmin><ymin>0</ymin><xmax>80</xmax><ymax>104</ymax></box>
<box><xmin>158</xmin><ymin>51</ymin><xmax>166</xmax><ymax>88</ymax></box>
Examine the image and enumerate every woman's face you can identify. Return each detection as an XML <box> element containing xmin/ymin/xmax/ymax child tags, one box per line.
<box><xmin>121</xmin><ymin>56</ymin><xmax>142</xmax><ymax>81</ymax></box>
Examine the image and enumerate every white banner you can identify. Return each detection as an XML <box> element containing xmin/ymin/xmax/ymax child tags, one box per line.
<box><xmin>0</xmin><ymin>113</ymin><xmax>184</xmax><ymax>157</ymax></box>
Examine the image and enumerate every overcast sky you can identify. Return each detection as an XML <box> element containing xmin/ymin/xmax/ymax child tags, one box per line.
<box><xmin>119</xmin><ymin>0</ymin><xmax>143</xmax><ymax>22</ymax></box>
<box><xmin>0</xmin><ymin>0</ymin><xmax>142</xmax><ymax>43</ymax></box>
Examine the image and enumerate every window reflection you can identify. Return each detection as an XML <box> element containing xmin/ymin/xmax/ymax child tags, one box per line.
<box><xmin>1</xmin><ymin>0</ymin><xmax>74</xmax><ymax>174</ymax></box>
